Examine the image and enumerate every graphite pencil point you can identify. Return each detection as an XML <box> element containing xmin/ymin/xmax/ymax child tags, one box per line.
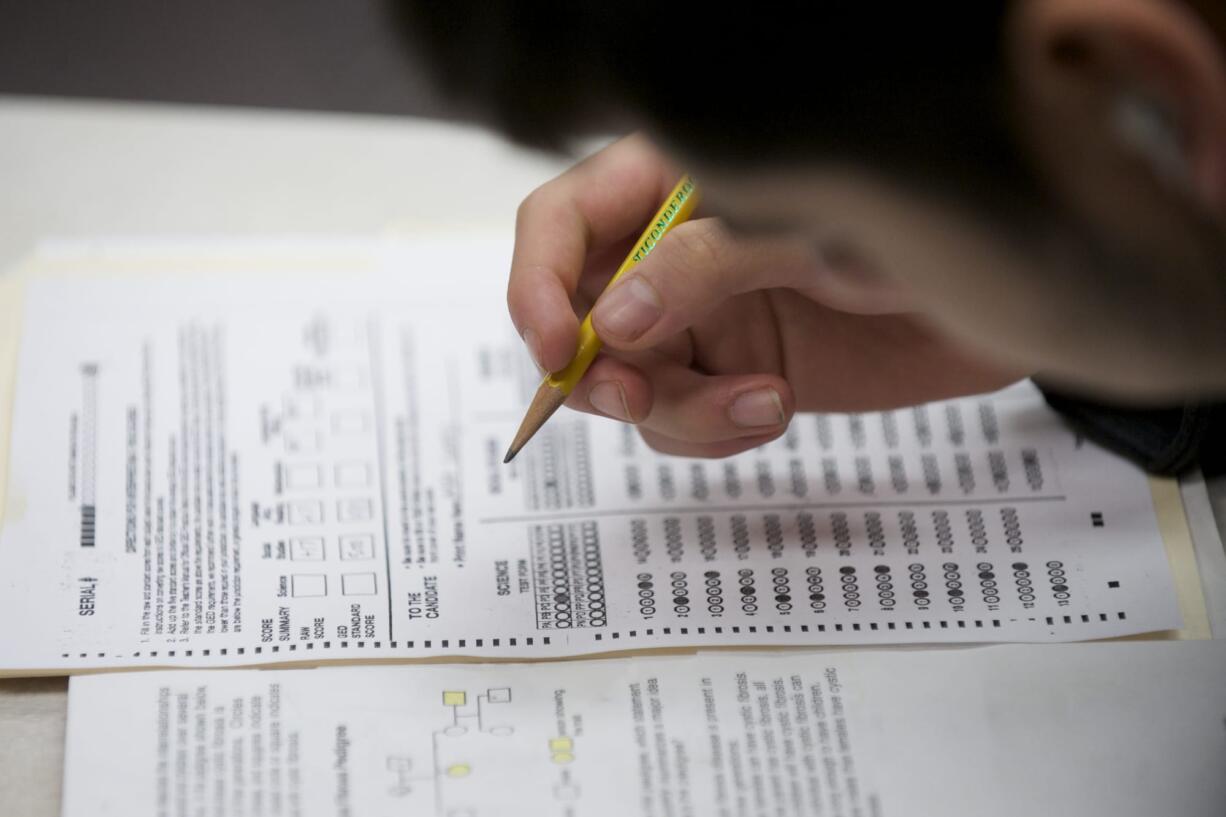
<box><xmin>504</xmin><ymin>380</ymin><xmax>569</xmax><ymax>464</ymax></box>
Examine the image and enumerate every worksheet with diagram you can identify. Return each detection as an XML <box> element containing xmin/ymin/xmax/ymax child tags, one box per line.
<box><xmin>0</xmin><ymin>240</ymin><xmax>1183</xmax><ymax>671</ymax></box>
<box><xmin>60</xmin><ymin>642</ymin><xmax>1226</xmax><ymax>817</ymax></box>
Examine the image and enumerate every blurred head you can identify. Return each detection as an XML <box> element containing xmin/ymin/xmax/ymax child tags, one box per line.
<box><xmin>394</xmin><ymin>0</ymin><xmax>1226</xmax><ymax>401</ymax></box>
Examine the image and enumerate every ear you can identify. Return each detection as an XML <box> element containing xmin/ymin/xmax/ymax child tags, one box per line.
<box><xmin>1009</xmin><ymin>0</ymin><xmax>1226</xmax><ymax>220</ymax></box>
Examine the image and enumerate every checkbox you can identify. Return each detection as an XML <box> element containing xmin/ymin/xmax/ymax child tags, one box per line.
<box><xmin>332</xmin><ymin>410</ymin><xmax>370</xmax><ymax>435</ymax></box>
<box><xmin>337</xmin><ymin>498</ymin><xmax>373</xmax><ymax>523</ymax></box>
<box><xmin>339</xmin><ymin>534</ymin><xmax>375</xmax><ymax>561</ymax></box>
<box><xmin>290</xmin><ymin>537</ymin><xmax>325</xmax><ymax>561</ymax></box>
<box><xmin>335</xmin><ymin>462</ymin><xmax>372</xmax><ymax>488</ymax></box>
<box><xmin>288</xmin><ymin>500</ymin><xmax>324</xmax><ymax>525</ymax></box>
<box><xmin>341</xmin><ymin>573</ymin><xmax>377</xmax><ymax>596</ymax></box>
<box><xmin>284</xmin><ymin>430</ymin><xmax>323</xmax><ymax>454</ymax></box>
<box><xmin>333</xmin><ymin>367</ymin><xmax>367</xmax><ymax>391</ymax></box>
<box><xmin>292</xmin><ymin>574</ymin><xmax>327</xmax><ymax>597</ymax></box>
<box><xmin>285</xmin><ymin>464</ymin><xmax>323</xmax><ymax>490</ymax></box>
<box><xmin>283</xmin><ymin>395</ymin><xmax>322</xmax><ymax>420</ymax></box>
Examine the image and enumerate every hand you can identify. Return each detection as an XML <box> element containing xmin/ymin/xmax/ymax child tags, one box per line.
<box><xmin>508</xmin><ymin>134</ymin><xmax>1026</xmax><ymax>457</ymax></box>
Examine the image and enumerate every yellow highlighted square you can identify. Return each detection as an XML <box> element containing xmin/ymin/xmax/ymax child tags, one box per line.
<box><xmin>549</xmin><ymin>737</ymin><xmax>573</xmax><ymax>753</ymax></box>
<box><xmin>442</xmin><ymin>691</ymin><xmax>467</xmax><ymax>707</ymax></box>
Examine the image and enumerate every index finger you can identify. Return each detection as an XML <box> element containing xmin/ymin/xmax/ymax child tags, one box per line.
<box><xmin>509</xmin><ymin>134</ymin><xmax>681</xmax><ymax>372</ymax></box>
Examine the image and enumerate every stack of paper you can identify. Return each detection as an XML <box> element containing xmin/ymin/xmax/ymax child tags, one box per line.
<box><xmin>0</xmin><ymin>241</ymin><xmax>1219</xmax><ymax>816</ymax></box>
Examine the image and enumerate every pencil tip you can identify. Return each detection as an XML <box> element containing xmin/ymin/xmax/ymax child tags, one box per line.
<box><xmin>503</xmin><ymin>380</ymin><xmax>569</xmax><ymax>466</ymax></box>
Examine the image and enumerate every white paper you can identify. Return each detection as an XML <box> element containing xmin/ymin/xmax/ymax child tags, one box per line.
<box><xmin>0</xmin><ymin>240</ymin><xmax>1181</xmax><ymax>671</ymax></box>
<box><xmin>61</xmin><ymin>641</ymin><xmax>1226</xmax><ymax>817</ymax></box>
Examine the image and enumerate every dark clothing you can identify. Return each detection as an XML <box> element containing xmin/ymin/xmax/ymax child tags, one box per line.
<box><xmin>1040</xmin><ymin>386</ymin><xmax>1226</xmax><ymax>477</ymax></box>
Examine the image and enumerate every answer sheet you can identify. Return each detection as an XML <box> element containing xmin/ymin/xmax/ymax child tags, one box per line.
<box><xmin>0</xmin><ymin>241</ymin><xmax>1181</xmax><ymax>671</ymax></box>
<box><xmin>61</xmin><ymin>642</ymin><xmax>1226</xmax><ymax>817</ymax></box>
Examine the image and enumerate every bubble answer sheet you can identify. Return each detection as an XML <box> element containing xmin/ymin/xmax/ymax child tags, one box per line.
<box><xmin>59</xmin><ymin>642</ymin><xmax>1226</xmax><ymax>817</ymax></box>
<box><xmin>0</xmin><ymin>240</ymin><xmax>1191</xmax><ymax>673</ymax></box>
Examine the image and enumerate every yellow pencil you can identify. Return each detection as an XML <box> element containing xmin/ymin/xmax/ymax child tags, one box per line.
<box><xmin>504</xmin><ymin>175</ymin><xmax>701</xmax><ymax>463</ymax></box>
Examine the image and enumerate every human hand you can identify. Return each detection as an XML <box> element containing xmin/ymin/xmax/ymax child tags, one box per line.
<box><xmin>509</xmin><ymin>134</ymin><xmax>1026</xmax><ymax>457</ymax></box>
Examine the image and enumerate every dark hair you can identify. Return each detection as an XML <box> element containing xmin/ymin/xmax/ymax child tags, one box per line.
<box><xmin>389</xmin><ymin>2</ymin><xmax>1040</xmax><ymax>212</ymax></box>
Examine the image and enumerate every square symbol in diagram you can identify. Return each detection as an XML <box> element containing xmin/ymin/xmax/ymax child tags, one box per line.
<box><xmin>332</xmin><ymin>367</ymin><xmax>367</xmax><ymax>391</ymax></box>
<box><xmin>288</xmin><ymin>500</ymin><xmax>324</xmax><ymax>525</ymax></box>
<box><xmin>290</xmin><ymin>536</ymin><xmax>325</xmax><ymax>561</ymax></box>
<box><xmin>284</xmin><ymin>429</ymin><xmax>323</xmax><ymax>454</ymax></box>
<box><xmin>335</xmin><ymin>462</ymin><xmax>372</xmax><ymax>488</ymax></box>
<box><xmin>332</xmin><ymin>410</ymin><xmax>371</xmax><ymax>435</ymax></box>
<box><xmin>442</xmin><ymin>690</ymin><xmax>467</xmax><ymax>707</ymax></box>
<box><xmin>292</xmin><ymin>574</ymin><xmax>327</xmax><ymax>597</ymax></box>
<box><xmin>284</xmin><ymin>463</ymin><xmax>323</xmax><ymax>490</ymax></box>
<box><xmin>337</xmin><ymin>498</ymin><xmax>373</xmax><ymax>523</ymax></box>
<box><xmin>339</xmin><ymin>533</ymin><xmax>376</xmax><ymax>561</ymax></box>
<box><xmin>342</xmin><ymin>573</ymin><xmax>377</xmax><ymax>596</ymax></box>
<box><xmin>283</xmin><ymin>394</ymin><xmax>322</xmax><ymax>420</ymax></box>
<box><xmin>488</xmin><ymin>687</ymin><xmax>512</xmax><ymax>704</ymax></box>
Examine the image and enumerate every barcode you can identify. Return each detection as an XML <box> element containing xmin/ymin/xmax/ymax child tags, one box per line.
<box><xmin>80</xmin><ymin>504</ymin><xmax>96</xmax><ymax>548</ymax></box>
<box><xmin>80</xmin><ymin>363</ymin><xmax>99</xmax><ymax>548</ymax></box>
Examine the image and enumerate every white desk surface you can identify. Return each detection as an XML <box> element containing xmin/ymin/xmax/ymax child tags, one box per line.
<box><xmin>2</xmin><ymin>95</ymin><xmax>1224</xmax><ymax>817</ymax></box>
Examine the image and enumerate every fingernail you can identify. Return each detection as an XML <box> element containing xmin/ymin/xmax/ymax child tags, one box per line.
<box><xmin>729</xmin><ymin>388</ymin><xmax>785</xmax><ymax>428</ymax></box>
<box><xmin>593</xmin><ymin>277</ymin><xmax>663</xmax><ymax>342</ymax></box>
<box><xmin>588</xmin><ymin>381</ymin><xmax>632</xmax><ymax>422</ymax></box>
<box><xmin>522</xmin><ymin>328</ymin><xmax>545</xmax><ymax>371</ymax></box>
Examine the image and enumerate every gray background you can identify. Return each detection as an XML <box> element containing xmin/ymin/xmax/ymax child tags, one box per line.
<box><xmin>0</xmin><ymin>0</ymin><xmax>441</xmax><ymax>116</ymax></box>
